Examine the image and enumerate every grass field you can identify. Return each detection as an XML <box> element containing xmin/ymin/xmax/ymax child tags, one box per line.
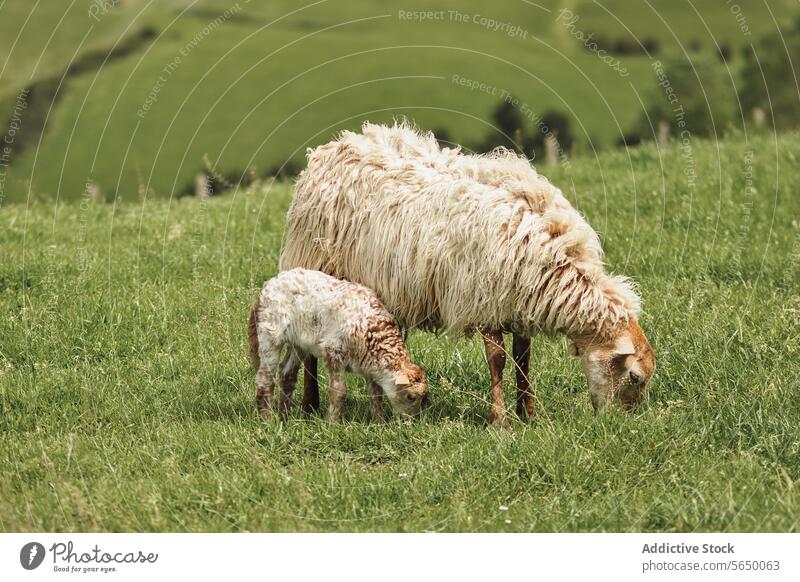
<box><xmin>2</xmin><ymin>130</ymin><xmax>799</xmax><ymax>532</ymax></box>
<box><xmin>1</xmin><ymin>0</ymin><xmax>797</xmax><ymax>203</ymax></box>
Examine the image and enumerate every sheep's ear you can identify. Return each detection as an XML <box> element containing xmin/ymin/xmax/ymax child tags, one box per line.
<box><xmin>395</xmin><ymin>372</ymin><xmax>410</xmax><ymax>387</ymax></box>
<box><xmin>568</xmin><ymin>341</ymin><xmax>580</xmax><ymax>357</ymax></box>
<box><xmin>613</xmin><ymin>336</ymin><xmax>636</xmax><ymax>356</ymax></box>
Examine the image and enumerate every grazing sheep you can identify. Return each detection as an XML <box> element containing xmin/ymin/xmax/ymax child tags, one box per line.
<box><xmin>248</xmin><ymin>268</ymin><xmax>428</xmax><ymax>421</ymax></box>
<box><xmin>280</xmin><ymin>123</ymin><xmax>655</xmax><ymax>425</ymax></box>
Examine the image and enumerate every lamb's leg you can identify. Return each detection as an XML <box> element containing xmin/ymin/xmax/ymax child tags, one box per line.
<box><xmin>278</xmin><ymin>348</ymin><xmax>302</xmax><ymax>417</ymax></box>
<box><xmin>327</xmin><ymin>364</ymin><xmax>347</xmax><ymax>422</ymax></box>
<box><xmin>482</xmin><ymin>330</ymin><xmax>509</xmax><ymax>428</ymax></box>
<box><xmin>301</xmin><ymin>355</ymin><xmax>320</xmax><ymax>414</ymax></box>
<box><xmin>367</xmin><ymin>380</ymin><xmax>385</xmax><ymax>422</ymax></box>
<box><xmin>513</xmin><ymin>334</ymin><xmax>535</xmax><ymax>419</ymax></box>
<box><xmin>255</xmin><ymin>350</ymin><xmax>280</xmax><ymax>419</ymax></box>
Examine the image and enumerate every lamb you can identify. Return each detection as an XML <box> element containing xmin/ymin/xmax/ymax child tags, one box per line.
<box><xmin>280</xmin><ymin>123</ymin><xmax>655</xmax><ymax>426</ymax></box>
<box><xmin>248</xmin><ymin>268</ymin><xmax>429</xmax><ymax>421</ymax></box>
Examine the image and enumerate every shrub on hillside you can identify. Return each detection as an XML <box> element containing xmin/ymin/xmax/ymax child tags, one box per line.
<box><xmin>475</xmin><ymin>97</ymin><xmax>574</xmax><ymax>160</ymax></box>
<box><xmin>523</xmin><ymin>110</ymin><xmax>574</xmax><ymax>157</ymax></box>
<box><xmin>589</xmin><ymin>34</ymin><xmax>659</xmax><ymax>56</ymax></box>
<box><xmin>432</xmin><ymin>126</ymin><xmax>453</xmax><ymax>148</ymax></box>
<box><xmin>635</xmin><ymin>54</ymin><xmax>737</xmax><ymax>140</ymax></box>
<box><xmin>477</xmin><ymin>99</ymin><xmax>527</xmax><ymax>154</ymax></box>
<box><xmin>738</xmin><ymin>18</ymin><xmax>800</xmax><ymax>130</ymax></box>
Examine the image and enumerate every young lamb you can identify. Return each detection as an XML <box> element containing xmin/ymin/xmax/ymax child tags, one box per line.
<box><xmin>280</xmin><ymin>122</ymin><xmax>655</xmax><ymax>426</ymax></box>
<box><xmin>248</xmin><ymin>268</ymin><xmax>428</xmax><ymax>421</ymax></box>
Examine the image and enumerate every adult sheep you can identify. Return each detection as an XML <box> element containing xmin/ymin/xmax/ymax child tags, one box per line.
<box><xmin>279</xmin><ymin>123</ymin><xmax>655</xmax><ymax>426</ymax></box>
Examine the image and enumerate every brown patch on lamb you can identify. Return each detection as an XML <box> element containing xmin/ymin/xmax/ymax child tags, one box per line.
<box><xmin>363</xmin><ymin>311</ymin><xmax>407</xmax><ymax>370</ymax></box>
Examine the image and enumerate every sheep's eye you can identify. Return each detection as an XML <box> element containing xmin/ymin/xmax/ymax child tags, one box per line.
<box><xmin>629</xmin><ymin>371</ymin><xmax>642</xmax><ymax>384</ymax></box>
<box><xmin>406</xmin><ymin>393</ymin><xmax>417</xmax><ymax>401</ymax></box>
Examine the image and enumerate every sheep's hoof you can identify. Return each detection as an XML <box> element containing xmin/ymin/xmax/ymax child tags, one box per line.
<box><xmin>278</xmin><ymin>396</ymin><xmax>294</xmax><ymax>418</ymax></box>
<box><xmin>488</xmin><ymin>412</ymin><xmax>511</xmax><ymax>429</ymax></box>
<box><xmin>301</xmin><ymin>400</ymin><xmax>320</xmax><ymax>415</ymax></box>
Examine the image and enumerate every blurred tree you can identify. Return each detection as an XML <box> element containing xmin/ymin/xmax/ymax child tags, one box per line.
<box><xmin>717</xmin><ymin>43</ymin><xmax>732</xmax><ymax>63</ymax></box>
<box><xmin>611</xmin><ymin>37</ymin><xmax>639</xmax><ymax>55</ymax></box>
<box><xmin>484</xmin><ymin>98</ymin><xmax>526</xmax><ymax>153</ymax></box>
<box><xmin>616</xmin><ymin>132</ymin><xmax>642</xmax><ymax>148</ymax></box>
<box><xmin>637</xmin><ymin>54</ymin><xmax>737</xmax><ymax>139</ymax></box>
<box><xmin>432</xmin><ymin>126</ymin><xmax>453</xmax><ymax>148</ymax></box>
<box><xmin>590</xmin><ymin>34</ymin><xmax>657</xmax><ymax>56</ymax></box>
<box><xmin>523</xmin><ymin>110</ymin><xmax>574</xmax><ymax>159</ymax></box>
<box><xmin>738</xmin><ymin>20</ymin><xmax>800</xmax><ymax>130</ymax></box>
<box><xmin>642</xmin><ymin>37</ymin><xmax>659</xmax><ymax>56</ymax></box>
<box><xmin>541</xmin><ymin>110</ymin><xmax>574</xmax><ymax>153</ymax></box>
<box><xmin>476</xmin><ymin>98</ymin><xmax>574</xmax><ymax>159</ymax></box>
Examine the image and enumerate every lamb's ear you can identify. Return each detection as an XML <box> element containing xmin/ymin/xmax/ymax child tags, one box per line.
<box><xmin>613</xmin><ymin>335</ymin><xmax>636</xmax><ymax>356</ymax></box>
<box><xmin>568</xmin><ymin>341</ymin><xmax>580</xmax><ymax>357</ymax></box>
<box><xmin>395</xmin><ymin>372</ymin><xmax>410</xmax><ymax>387</ymax></box>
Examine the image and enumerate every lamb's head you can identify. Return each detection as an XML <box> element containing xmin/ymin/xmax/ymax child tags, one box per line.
<box><xmin>570</xmin><ymin>319</ymin><xmax>655</xmax><ymax>411</ymax></box>
<box><xmin>385</xmin><ymin>363</ymin><xmax>429</xmax><ymax>417</ymax></box>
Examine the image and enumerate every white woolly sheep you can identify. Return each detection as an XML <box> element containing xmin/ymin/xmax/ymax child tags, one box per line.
<box><xmin>248</xmin><ymin>268</ymin><xmax>428</xmax><ymax>421</ymax></box>
<box><xmin>279</xmin><ymin>123</ymin><xmax>655</xmax><ymax>426</ymax></box>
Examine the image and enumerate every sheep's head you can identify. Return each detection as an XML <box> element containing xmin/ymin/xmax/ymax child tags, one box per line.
<box><xmin>570</xmin><ymin>319</ymin><xmax>655</xmax><ymax>412</ymax></box>
<box><xmin>386</xmin><ymin>363</ymin><xmax>429</xmax><ymax>416</ymax></box>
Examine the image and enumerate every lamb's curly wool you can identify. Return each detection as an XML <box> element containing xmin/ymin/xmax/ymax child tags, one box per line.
<box><xmin>280</xmin><ymin>122</ymin><xmax>640</xmax><ymax>340</ymax></box>
<box><xmin>250</xmin><ymin>268</ymin><xmax>427</xmax><ymax>420</ymax></box>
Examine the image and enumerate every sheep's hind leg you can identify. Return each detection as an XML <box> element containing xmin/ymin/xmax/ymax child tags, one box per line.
<box><xmin>301</xmin><ymin>355</ymin><xmax>320</xmax><ymax>415</ymax></box>
<box><xmin>513</xmin><ymin>334</ymin><xmax>535</xmax><ymax>419</ymax></box>
<box><xmin>482</xmin><ymin>330</ymin><xmax>510</xmax><ymax>428</ymax></box>
<box><xmin>278</xmin><ymin>348</ymin><xmax>302</xmax><ymax>417</ymax></box>
<box><xmin>255</xmin><ymin>349</ymin><xmax>280</xmax><ymax>419</ymax></box>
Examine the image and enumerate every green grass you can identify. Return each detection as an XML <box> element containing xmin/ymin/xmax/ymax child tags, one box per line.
<box><xmin>1</xmin><ymin>131</ymin><xmax>799</xmax><ymax>531</ymax></box>
<box><xmin>1</xmin><ymin>0</ymin><xmax>798</xmax><ymax>203</ymax></box>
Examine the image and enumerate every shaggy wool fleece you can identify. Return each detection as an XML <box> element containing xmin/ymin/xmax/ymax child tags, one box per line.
<box><xmin>280</xmin><ymin>122</ymin><xmax>640</xmax><ymax>341</ymax></box>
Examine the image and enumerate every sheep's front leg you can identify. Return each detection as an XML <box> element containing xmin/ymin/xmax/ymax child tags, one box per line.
<box><xmin>301</xmin><ymin>355</ymin><xmax>320</xmax><ymax>414</ymax></box>
<box><xmin>483</xmin><ymin>330</ymin><xmax>509</xmax><ymax>428</ymax></box>
<box><xmin>513</xmin><ymin>334</ymin><xmax>535</xmax><ymax>419</ymax></box>
<box><xmin>326</xmin><ymin>361</ymin><xmax>347</xmax><ymax>422</ymax></box>
<box><xmin>278</xmin><ymin>349</ymin><xmax>302</xmax><ymax>417</ymax></box>
<box><xmin>367</xmin><ymin>380</ymin><xmax>385</xmax><ymax>422</ymax></box>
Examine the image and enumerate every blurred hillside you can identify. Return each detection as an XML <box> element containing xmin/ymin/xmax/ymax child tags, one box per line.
<box><xmin>0</xmin><ymin>0</ymin><xmax>797</xmax><ymax>203</ymax></box>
